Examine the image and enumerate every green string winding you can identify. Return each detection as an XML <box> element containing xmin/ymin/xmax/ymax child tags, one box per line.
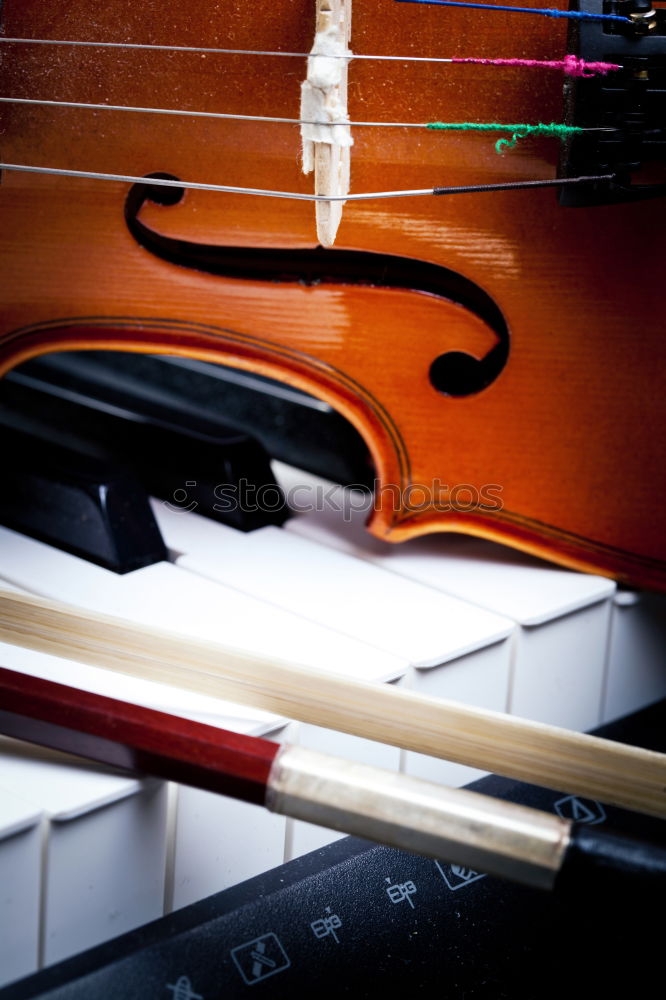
<box><xmin>425</xmin><ymin>121</ymin><xmax>582</xmax><ymax>152</ymax></box>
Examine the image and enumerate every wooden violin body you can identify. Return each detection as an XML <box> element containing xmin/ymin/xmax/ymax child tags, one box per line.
<box><xmin>1</xmin><ymin>0</ymin><xmax>665</xmax><ymax>589</ymax></box>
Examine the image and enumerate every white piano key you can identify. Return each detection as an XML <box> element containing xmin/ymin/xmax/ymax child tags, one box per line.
<box><xmin>0</xmin><ymin>634</ymin><xmax>289</xmax><ymax>908</ymax></box>
<box><xmin>160</xmin><ymin>492</ymin><xmax>518</xmax><ymax>850</ymax></box>
<box><xmin>153</xmin><ymin>496</ymin><xmax>515</xmax><ymax>797</ymax></box>
<box><xmin>0</xmin><ymin>525</ymin><xmax>406</xmax><ymax>688</ymax></box>
<box><xmin>152</xmin><ymin>500</ymin><xmax>514</xmax><ymax>670</ymax></box>
<box><xmin>0</xmin><ymin>640</ymin><xmax>283</xmax><ymax>737</ymax></box>
<box><xmin>287</xmin><ymin>712</ymin><xmax>403</xmax><ymax>860</ymax></box>
<box><xmin>0</xmin><ymin>637</ymin><xmax>295</xmax><ymax>918</ymax></box>
<box><xmin>0</xmin><ymin>787</ymin><xmax>42</xmax><ymax>987</ymax></box>
<box><xmin>8</xmin><ymin>493</ymin><xmax>512</xmax><ymax>855</ymax></box>
<box><xmin>274</xmin><ymin>464</ymin><xmax>615</xmax><ymax>731</ymax></box>
<box><xmin>0</xmin><ymin>744</ymin><xmax>167</xmax><ymax>967</ymax></box>
<box><xmin>603</xmin><ymin>590</ymin><xmax>666</xmax><ymax>722</ymax></box>
<box><xmin>0</xmin><ymin>525</ymin><xmax>409</xmax><ymax>913</ymax></box>
<box><xmin>401</xmin><ymin>643</ymin><xmax>513</xmax><ymax>790</ymax></box>
<box><xmin>1</xmin><ymin>503</ymin><xmax>512</xmax><ymax>788</ymax></box>
<box><xmin>171</xmin><ymin>722</ymin><xmax>296</xmax><ymax>912</ymax></box>
<box><xmin>172</xmin><ymin>787</ymin><xmax>289</xmax><ymax>910</ymax></box>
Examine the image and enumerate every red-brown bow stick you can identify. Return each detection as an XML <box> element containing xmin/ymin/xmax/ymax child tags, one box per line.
<box><xmin>1</xmin><ymin>665</ymin><xmax>665</xmax><ymax>896</ymax></box>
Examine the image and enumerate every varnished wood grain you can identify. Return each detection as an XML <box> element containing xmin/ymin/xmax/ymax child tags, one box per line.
<box><xmin>1</xmin><ymin>0</ymin><xmax>664</xmax><ymax>588</ymax></box>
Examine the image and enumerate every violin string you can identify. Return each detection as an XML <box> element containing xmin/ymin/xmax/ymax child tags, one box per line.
<box><xmin>0</xmin><ymin>28</ymin><xmax>619</xmax><ymax>178</ymax></box>
<box><xmin>0</xmin><ymin>37</ymin><xmax>621</xmax><ymax>71</ymax></box>
<box><xmin>393</xmin><ymin>0</ymin><xmax>631</xmax><ymax>23</ymax></box>
<box><xmin>0</xmin><ymin>163</ymin><xmax>617</xmax><ymax>199</ymax></box>
<box><xmin>0</xmin><ymin>97</ymin><xmax>614</xmax><ymax>134</ymax></box>
<box><xmin>427</xmin><ymin>121</ymin><xmax>582</xmax><ymax>152</ymax></box>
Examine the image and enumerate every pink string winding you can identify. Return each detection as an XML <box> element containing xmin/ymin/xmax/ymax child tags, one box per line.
<box><xmin>451</xmin><ymin>54</ymin><xmax>621</xmax><ymax>77</ymax></box>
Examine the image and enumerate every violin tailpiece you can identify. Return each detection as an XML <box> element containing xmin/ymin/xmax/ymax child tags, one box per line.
<box><xmin>559</xmin><ymin>0</ymin><xmax>666</xmax><ymax>205</ymax></box>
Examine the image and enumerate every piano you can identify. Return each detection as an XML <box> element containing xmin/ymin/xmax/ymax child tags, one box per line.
<box><xmin>1</xmin><ymin>350</ymin><xmax>665</xmax><ymax>990</ymax></box>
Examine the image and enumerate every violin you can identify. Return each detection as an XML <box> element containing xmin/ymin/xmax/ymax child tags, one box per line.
<box><xmin>1</xmin><ymin>0</ymin><xmax>665</xmax><ymax>589</ymax></box>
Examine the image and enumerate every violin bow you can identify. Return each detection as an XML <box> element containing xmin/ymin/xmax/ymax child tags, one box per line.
<box><xmin>0</xmin><ymin>589</ymin><xmax>664</xmax><ymax>821</ymax></box>
<box><xmin>1</xmin><ymin>664</ymin><xmax>664</xmax><ymax>897</ymax></box>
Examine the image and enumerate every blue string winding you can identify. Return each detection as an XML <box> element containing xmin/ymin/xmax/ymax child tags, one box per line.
<box><xmin>393</xmin><ymin>0</ymin><xmax>631</xmax><ymax>24</ymax></box>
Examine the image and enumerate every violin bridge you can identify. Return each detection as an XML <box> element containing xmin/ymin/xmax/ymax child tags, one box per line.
<box><xmin>301</xmin><ymin>0</ymin><xmax>353</xmax><ymax>247</ymax></box>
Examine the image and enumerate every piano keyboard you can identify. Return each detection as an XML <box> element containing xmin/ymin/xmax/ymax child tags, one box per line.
<box><xmin>0</xmin><ymin>783</ymin><xmax>41</xmax><ymax>986</ymax></box>
<box><xmin>2</xmin><ymin>465</ymin><xmax>666</xmax><ymax>987</ymax></box>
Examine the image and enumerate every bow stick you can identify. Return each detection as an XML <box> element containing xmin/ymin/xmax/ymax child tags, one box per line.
<box><xmin>0</xmin><ymin>589</ymin><xmax>664</xmax><ymax>820</ymax></box>
<box><xmin>1</xmin><ymin>666</ymin><xmax>664</xmax><ymax>895</ymax></box>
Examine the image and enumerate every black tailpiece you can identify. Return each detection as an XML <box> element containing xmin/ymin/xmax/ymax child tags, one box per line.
<box><xmin>559</xmin><ymin>0</ymin><xmax>666</xmax><ymax>205</ymax></box>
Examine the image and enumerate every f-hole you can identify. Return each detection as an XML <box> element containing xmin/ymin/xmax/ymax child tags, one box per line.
<box><xmin>125</xmin><ymin>173</ymin><xmax>511</xmax><ymax>397</ymax></box>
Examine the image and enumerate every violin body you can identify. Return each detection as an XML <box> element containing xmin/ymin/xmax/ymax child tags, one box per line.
<box><xmin>1</xmin><ymin>0</ymin><xmax>665</xmax><ymax>589</ymax></box>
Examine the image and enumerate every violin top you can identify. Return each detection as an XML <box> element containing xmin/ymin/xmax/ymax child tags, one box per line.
<box><xmin>1</xmin><ymin>0</ymin><xmax>665</xmax><ymax>589</ymax></box>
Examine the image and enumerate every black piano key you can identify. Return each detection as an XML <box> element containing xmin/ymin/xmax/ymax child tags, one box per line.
<box><xmin>0</xmin><ymin>417</ymin><xmax>167</xmax><ymax>574</ymax></box>
<box><xmin>13</xmin><ymin>350</ymin><xmax>376</xmax><ymax>490</ymax></box>
<box><xmin>1</xmin><ymin>703</ymin><xmax>663</xmax><ymax>999</ymax></box>
<box><xmin>1</xmin><ymin>364</ymin><xmax>288</xmax><ymax>532</ymax></box>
